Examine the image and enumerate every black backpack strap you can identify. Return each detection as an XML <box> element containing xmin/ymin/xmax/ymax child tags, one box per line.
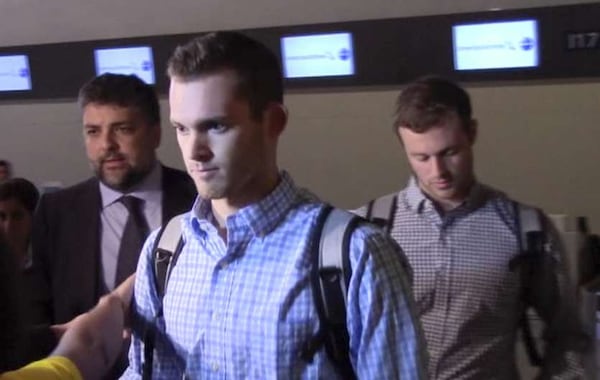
<box><xmin>364</xmin><ymin>193</ymin><xmax>397</xmax><ymax>234</ymax></box>
<box><xmin>304</xmin><ymin>205</ymin><xmax>360</xmax><ymax>379</ymax></box>
<box><xmin>511</xmin><ymin>202</ymin><xmax>544</xmax><ymax>367</ymax></box>
<box><xmin>153</xmin><ymin>214</ymin><xmax>185</xmax><ymax>298</ymax></box>
<box><xmin>142</xmin><ymin>214</ymin><xmax>185</xmax><ymax>380</ymax></box>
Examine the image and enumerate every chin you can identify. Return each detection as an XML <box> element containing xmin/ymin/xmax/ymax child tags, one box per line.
<box><xmin>196</xmin><ymin>186</ymin><xmax>225</xmax><ymax>200</ymax></box>
<box><xmin>438</xmin><ymin>191</ymin><xmax>458</xmax><ymax>200</ymax></box>
<box><xmin>101</xmin><ymin>178</ymin><xmax>125</xmax><ymax>190</ymax></box>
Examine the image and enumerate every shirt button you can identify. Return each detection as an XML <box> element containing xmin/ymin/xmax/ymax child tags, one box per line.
<box><xmin>211</xmin><ymin>362</ymin><xmax>220</xmax><ymax>372</ymax></box>
<box><xmin>212</xmin><ymin>312</ymin><xmax>220</xmax><ymax>321</ymax></box>
<box><xmin>219</xmin><ymin>262</ymin><xmax>228</xmax><ymax>269</ymax></box>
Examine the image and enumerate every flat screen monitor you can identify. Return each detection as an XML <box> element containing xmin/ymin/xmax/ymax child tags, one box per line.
<box><xmin>0</xmin><ymin>54</ymin><xmax>32</xmax><ymax>91</ymax></box>
<box><xmin>452</xmin><ymin>19</ymin><xmax>539</xmax><ymax>71</ymax></box>
<box><xmin>281</xmin><ymin>32</ymin><xmax>355</xmax><ymax>78</ymax></box>
<box><xmin>94</xmin><ymin>46</ymin><xmax>155</xmax><ymax>84</ymax></box>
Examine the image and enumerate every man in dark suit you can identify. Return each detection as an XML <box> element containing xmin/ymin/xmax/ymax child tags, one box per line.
<box><xmin>27</xmin><ymin>74</ymin><xmax>196</xmax><ymax>370</ymax></box>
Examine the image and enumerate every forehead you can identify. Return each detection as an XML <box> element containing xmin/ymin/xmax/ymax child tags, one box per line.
<box><xmin>399</xmin><ymin>114</ymin><xmax>469</xmax><ymax>153</ymax></box>
<box><xmin>169</xmin><ymin>72</ymin><xmax>247</xmax><ymax>121</ymax></box>
<box><xmin>82</xmin><ymin>103</ymin><xmax>144</xmax><ymax>124</ymax></box>
<box><xmin>0</xmin><ymin>198</ymin><xmax>27</xmax><ymax>212</ymax></box>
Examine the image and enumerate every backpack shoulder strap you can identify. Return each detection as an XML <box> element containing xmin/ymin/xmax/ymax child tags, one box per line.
<box><xmin>517</xmin><ymin>203</ymin><xmax>543</xmax><ymax>252</ymax></box>
<box><xmin>143</xmin><ymin>213</ymin><xmax>185</xmax><ymax>380</ymax></box>
<box><xmin>513</xmin><ymin>202</ymin><xmax>545</xmax><ymax>367</ymax></box>
<box><xmin>365</xmin><ymin>192</ymin><xmax>397</xmax><ymax>233</ymax></box>
<box><xmin>306</xmin><ymin>205</ymin><xmax>360</xmax><ymax>379</ymax></box>
<box><xmin>318</xmin><ymin>207</ymin><xmax>358</xmax><ymax>307</ymax></box>
<box><xmin>153</xmin><ymin>213</ymin><xmax>185</xmax><ymax>299</ymax></box>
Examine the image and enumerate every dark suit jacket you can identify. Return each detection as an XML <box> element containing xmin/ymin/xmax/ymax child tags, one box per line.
<box><xmin>28</xmin><ymin>165</ymin><xmax>196</xmax><ymax>326</ymax></box>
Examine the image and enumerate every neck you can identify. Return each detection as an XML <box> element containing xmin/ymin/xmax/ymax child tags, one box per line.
<box><xmin>211</xmin><ymin>170</ymin><xmax>280</xmax><ymax>228</ymax></box>
<box><xmin>434</xmin><ymin>198</ymin><xmax>464</xmax><ymax>213</ymax></box>
<box><xmin>421</xmin><ymin>177</ymin><xmax>475</xmax><ymax>214</ymax></box>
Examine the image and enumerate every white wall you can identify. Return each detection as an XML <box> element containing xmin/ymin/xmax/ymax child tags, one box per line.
<box><xmin>0</xmin><ymin>0</ymin><xmax>594</xmax><ymax>46</ymax></box>
<box><xmin>280</xmin><ymin>81</ymin><xmax>600</xmax><ymax>233</ymax></box>
<box><xmin>0</xmin><ymin>0</ymin><xmax>598</xmax><ymax>230</ymax></box>
<box><xmin>2</xmin><ymin>80</ymin><xmax>599</xmax><ymax>231</ymax></box>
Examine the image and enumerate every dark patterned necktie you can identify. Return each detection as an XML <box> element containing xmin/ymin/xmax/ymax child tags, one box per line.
<box><xmin>115</xmin><ymin>196</ymin><xmax>149</xmax><ymax>286</ymax></box>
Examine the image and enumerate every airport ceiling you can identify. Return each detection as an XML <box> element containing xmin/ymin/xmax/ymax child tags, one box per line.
<box><xmin>0</xmin><ymin>0</ymin><xmax>595</xmax><ymax>46</ymax></box>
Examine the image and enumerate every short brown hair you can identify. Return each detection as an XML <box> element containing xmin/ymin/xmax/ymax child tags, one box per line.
<box><xmin>167</xmin><ymin>31</ymin><xmax>283</xmax><ymax>120</ymax></box>
<box><xmin>394</xmin><ymin>76</ymin><xmax>472</xmax><ymax>134</ymax></box>
<box><xmin>78</xmin><ymin>73</ymin><xmax>160</xmax><ymax>125</ymax></box>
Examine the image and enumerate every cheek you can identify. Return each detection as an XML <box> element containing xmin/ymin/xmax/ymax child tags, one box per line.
<box><xmin>450</xmin><ymin>156</ymin><xmax>470</xmax><ymax>174</ymax></box>
<box><xmin>409</xmin><ymin>160</ymin><xmax>430</xmax><ymax>178</ymax></box>
<box><xmin>84</xmin><ymin>140</ymin><xmax>98</xmax><ymax>158</ymax></box>
<box><xmin>213</xmin><ymin>134</ymin><xmax>241</xmax><ymax>164</ymax></box>
<box><xmin>177</xmin><ymin>135</ymin><xmax>199</xmax><ymax>160</ymax></box>
<box><xmin>124</xmin><ymin>137</ymin><xmax>150</xmax><ymax>160</ymax></box>
<box><xmin>23</xmin><ymin>216</ymin><xmax>32</xmax><ymax>232</ymax></box>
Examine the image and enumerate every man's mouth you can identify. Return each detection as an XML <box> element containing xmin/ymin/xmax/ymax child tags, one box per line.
<box><xmin>101</xmin><ymin>156</ymin><xmax>127</xmax><ymax>169</ymax></box>
<box><xmin>191</xmin><ymin>166</ymin><xmax>218</xmax><ymax>178</ymax></box>
<box><xmin>432</xmin><ymin>178</ymin><xmax>452</xmax><ymax>189</ymax></box>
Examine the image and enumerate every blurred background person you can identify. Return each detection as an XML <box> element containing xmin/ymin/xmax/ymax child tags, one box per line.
<box><xmin>0</xmin><ymin>231</ymin><xmax>134</xmax><ymax>380</ymax></box>
<box><xmin>0</xmin><ymin>160</ymin><xmax>13</xmax><ymax>182</ymax></box>
<box><xmin>0</xmin><ymin>178</ymin><xmax>39</xmax><ymax>270</ymax></box>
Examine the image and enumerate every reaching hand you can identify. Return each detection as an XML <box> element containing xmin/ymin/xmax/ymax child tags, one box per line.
<box><xmin>49</xmin><ymin>274</ymin><xmax>136</xmax><ymax>380</ymax></box>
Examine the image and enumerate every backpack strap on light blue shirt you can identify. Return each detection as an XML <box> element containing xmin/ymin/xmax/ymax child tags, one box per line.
<box><xmin>144</xmin><ymin>206</ymin><xmax>361</xmax><ymax>379</ymax></box>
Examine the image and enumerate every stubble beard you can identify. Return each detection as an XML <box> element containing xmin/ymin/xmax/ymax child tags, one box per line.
<box><xmin>95</xmin><ymin>163</ymin><xmax>151</xmax><ymax>192</ymax></box>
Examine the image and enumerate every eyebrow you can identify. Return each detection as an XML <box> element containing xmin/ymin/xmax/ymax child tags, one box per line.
<box><xmin>83</xmin><ymin>120</ymin><xmax>132</xmax><ymax>128</ymax></box>
<box><xmin>410</xmin><ymin>146</ymin><xmax>458</xmax><ymax>157</ymax></box>
<box><xmin>171</xmin><ymin>116</ymin><xmax>229</xmax><ymax>129</ymax></box>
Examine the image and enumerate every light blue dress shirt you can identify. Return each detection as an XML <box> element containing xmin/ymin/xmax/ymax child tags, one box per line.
<box><xmin>121</xmin><ymin>172</ymin><xmax>427</xmax><ymax>379</ymax></box>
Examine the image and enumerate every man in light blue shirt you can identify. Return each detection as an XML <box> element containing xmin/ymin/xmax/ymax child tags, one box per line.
<box><xmin>122</xmin><ymin>31</ymin><xmax>426</xmax><ymax>379</ymax></box>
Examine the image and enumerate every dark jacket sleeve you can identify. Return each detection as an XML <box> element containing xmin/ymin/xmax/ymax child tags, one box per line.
<box><xmin>529</xmin><ymin>213</ymin><xmax>589</xmax><ymax>378</ymax></box>
<box><xmin>0</xmin><ymin>236</ymin><xmax>26</xmax><ymax>371</ymax></box>
<box><xmin>27</xmin><ymin>193</ymin><xmax>54</xmax><ymax>326</ymax></box>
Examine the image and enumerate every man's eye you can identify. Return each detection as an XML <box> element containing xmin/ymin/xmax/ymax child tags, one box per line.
<box><xmin>210</xmin><ymin>123</ymin><xmax>229</xmax><ymax>133</ymax></box>
<box><xmin>173</xmin><ymin>125</ymin><xmax>189</xmax><ymax>134</ymax></box>
<box><xmin>85</xmin><ymin>129</ymin><xmax>98</xmax><ymax>136</ymax></box>
<box><xmin>117</xmin><ymin>126</ymin><xmax>135</xmax><ymax>134</ymax></box>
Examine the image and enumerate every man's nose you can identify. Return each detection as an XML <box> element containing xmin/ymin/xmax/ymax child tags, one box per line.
<box><xmin>431</xmin><ymin>156</ymin><xmax>448</xmax><ymax>177</ymax></box>
<box><xmin>188</xmin><ymin>132</ymin><xmax>213</xmax><ymax>162</ymax></box>
<box><xmin>100</xmin><ymin>130</ymin><xmax>118</xmax><ymax>151</ymax></box>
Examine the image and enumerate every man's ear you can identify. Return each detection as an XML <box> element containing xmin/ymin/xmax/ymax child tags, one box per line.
<box><xmin>264</xmin><ymin>102</ymin><xmax>288</xmax><ymax>138</ymax></box>
<box><xmin>395</xmin><ymin>125</ymin><xmax>406</xmax><ymax>148</ymax></box>
<box><xmin>467</xmin><ymin>119</ymin><xmax>478</xmax><ymax>145</ymax></box>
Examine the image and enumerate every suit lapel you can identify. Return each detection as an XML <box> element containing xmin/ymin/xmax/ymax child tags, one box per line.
<box><xmin>75</xmin><ymin>180</ymin><xmax>104</xmax><ymax>301</ymax></box>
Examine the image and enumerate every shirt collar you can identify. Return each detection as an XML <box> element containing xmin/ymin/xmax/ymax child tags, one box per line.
<box><xmin>99</xmin><ymin>162</ymin><xmax>162</xmax><ymax>208</ymax></box>
<box><xmin>404</xmin><ymin>176</ymin><xmax>492</xmax><ymax>214</ymax></box>
<box><xmin>405</xmin><ymin>177</ymin><xmax>428</xmax><ymax>212</ymax></box>
<box><xmin>191</xmin><ymin>171</ymin><xmax>302</xmax><ymax>237</ymax></box>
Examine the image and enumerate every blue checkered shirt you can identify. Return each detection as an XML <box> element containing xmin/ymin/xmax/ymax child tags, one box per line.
<box><xmin>121</xmin><ymin>172</ymin><xmax>427</xmax><ymax>379</ymax></box>
<box><xmin>356</xmin><ymin>178</ymin><xmax>585</xmax><ymax>379</ymax></box>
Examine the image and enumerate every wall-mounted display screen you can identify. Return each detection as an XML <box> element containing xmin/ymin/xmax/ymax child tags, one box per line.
<box><xmin>0</xmin><ymin>54</ymin><xmax>32</xmax><ymax>91</ymax></box>
<box><xmin>281</xmin><ymin>32</ymin><xmax>355</xmax><ymax>78</ymax></box>
<box><xmin>94</xmin><ymin>46</ymin><xmax>155</xmax><ymax>84</ymax></box>
<box><xmin>452</xmin><ymin>19</ymin><xmax>539</xmax><ymax>71</ymax></box>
